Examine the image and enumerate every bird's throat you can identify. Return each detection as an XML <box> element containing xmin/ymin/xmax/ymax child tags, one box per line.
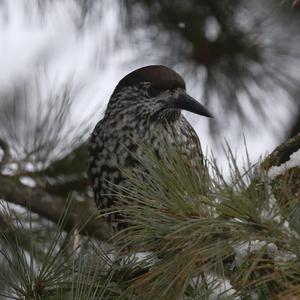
<box><xmin>150</xmin><ymin>108</ymin><xmax>181</xmax><ymax>123</ymax></box>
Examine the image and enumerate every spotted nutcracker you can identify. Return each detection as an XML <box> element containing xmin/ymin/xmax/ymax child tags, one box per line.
<box><xmin>88</xmin><ymin>65</ymin><xmax>212</xmax><ymax>227</ymax></box>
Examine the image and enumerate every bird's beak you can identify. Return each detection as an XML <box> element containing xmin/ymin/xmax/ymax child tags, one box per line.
<box><xmin>172</xmin><ymin>93</ymin><xmax>213</xmax><ymax>118</ymax></box>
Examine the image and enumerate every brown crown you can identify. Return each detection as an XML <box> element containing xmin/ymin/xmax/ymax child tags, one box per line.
<box><xmin>113</xmin><ymin>65</ymin><xmax>186</xmax><ymax>94</ymax></box>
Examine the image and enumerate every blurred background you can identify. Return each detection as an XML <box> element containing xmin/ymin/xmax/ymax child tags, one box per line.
<box><xmin>0</xmin><ymin>0</ymin><xmax>299</xmax><ymax>195</ymax></box>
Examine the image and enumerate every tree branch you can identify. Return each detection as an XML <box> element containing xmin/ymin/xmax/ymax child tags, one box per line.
<box><xmin>0</xmin><ymin>175</ymin><xmax>110</xmax><ymax>241</ymax></box>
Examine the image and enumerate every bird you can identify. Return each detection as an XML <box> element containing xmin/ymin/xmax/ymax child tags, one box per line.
<box><xmin>88</xmin><ymin>65</ymin><xmax>212</xmax><ymax>228</ymax></box>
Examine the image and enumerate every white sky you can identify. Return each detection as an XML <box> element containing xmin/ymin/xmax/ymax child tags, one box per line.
<box><xmin>0</xmin><ymin>0</ymin><xmax>293</xmax><ymax>173</ymax></box>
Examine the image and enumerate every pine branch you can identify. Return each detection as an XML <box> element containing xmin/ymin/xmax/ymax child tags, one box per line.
<box><xmin>0</xmin><ymin>174</ymin><xmax>110</xmax><ymax>241</ymax></box>
<box><xmin>261</xmin><ymin>133</ymin><xmax>300</xmax><ymax>169</ymax></box>
<box><xmin>109</xmin><ymin>136</ymin><xmax>300</xmax><ymax>299</ymax></box>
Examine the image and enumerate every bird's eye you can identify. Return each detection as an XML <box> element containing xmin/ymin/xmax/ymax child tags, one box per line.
<box><xmin>147</xmin><ymin>87</ymin><xmax>160</xmax><ymax>97</ymax></box>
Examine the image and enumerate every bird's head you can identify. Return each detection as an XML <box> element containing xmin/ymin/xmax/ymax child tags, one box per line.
<box><xmin>106</xmin><ymin>65</ymin><xmax>213</xmax><ymax>122</ymax></box>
